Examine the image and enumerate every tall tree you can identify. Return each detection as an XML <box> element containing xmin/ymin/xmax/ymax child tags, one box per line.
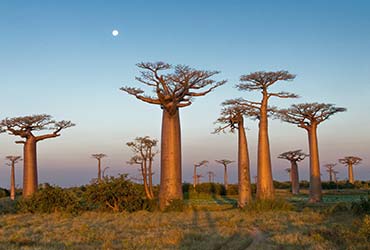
<box><xmin>324</xmin><ymin>163</ymin><xmax>336</xmax><ymax>182</ymax></box>
<box><xmin>215</xmin><ymin>159</ymin><xmax>234</xmax><ymax>191</ymax></box>
<box><xmin>193</xmin><ymin>160</ymin><xmax>208</xmax><ymax>188</ymax></box>
<box><xmin>91</xmin><ymin>154</ymin><xmax>107</xmax><ymax>182</ymax></box>
<box><xmin>214</xmin><ymin>100</ymin><xmax>257</xmax><ymax>207</ymax></box>
<box><xmin>127</xmin><ymin>136</ymin><xmax>158</xmax><ymax>199</ymax></box>
<box><xmin>5</xmin><ymin>156</ymin><xmax>22</xmax><ymax>200</ymax></box>
<box><xmin>236</xmin><ymin>71</ymin><xmax>297</xmax><ymax>200</ymax></box>
<box><xmin>207</xmin><ymin>171</ymin><xmax>215</xmax><ymax>183</ymax></box>
<box><xmin>339</xmin><ymin>156</ymin><xmax>362</xmax><ymax>184</ymax></box>
<box><xmin>278</xmin><ymin>150</ymin><xmax>308</xmax><ymax>195</ymax></box>
<box><xmin>121</xmin><ymin>62</ymin><xmax>225</xmax><ymax>209</ymax></box>
<box><xmin>1</xmin><ymin>115</ymin><xmax>75</xmax><ymax>197</ymax></box>
<box><xmin>278</xmin><ymin>103</ymin><xmax>346</xmax><ymax>202</ymax></box>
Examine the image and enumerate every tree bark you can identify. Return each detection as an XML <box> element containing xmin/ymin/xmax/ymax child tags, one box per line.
<box><xmin>97</xmin><ymin>159</ymin><xmax>102</xmax><ymax>181</ymax></box>
<box><xmin>224</xmin><ymin>165</ymin><xmax>228</xmax><ymax>190</ymax></box>
<box><xmin>307</xmin><ymin>125</ymin><xmax>322</xmax><ymax>202</ymax></box>
<box><xmin>23</xmin><ymin>138</ymin><xmax>38</xmax><ymax>197</ymax></box>
<box><xmin>256</xmin><ymin>92</ymin><xmax>275</xmax><ymax>200</ymax></box>
<box><xmin>148</xmin><ymin>156</ymin><xmax>155</xmax><ymax>199</ymax></box>
<box><xmin>10</xmin><ymin>162</ymin><xmax>16</xmax><ymax>200</ymax></box>
<box><xmin>238</xmin><ymin>119</ymin><xmax>252</xmax><ymax>207</ymax></box>
<box><xmin>348</xmin><ymin>163</ymin><xmax>354</xmax><ymax>184</ymax></box>
<box><xmin>290</xmin><ymin>161</ymin><xmax>300</xmax><ymax>195</ymax></box>
<box><xmin>159</xmin><ymin>109</ymin><xmax>183</xmax><ymax>210</ymax></box>
<box><xmin>193</xmin><ymin>165</ymin><xmax>197</xmax><ymax>189</ymax></box>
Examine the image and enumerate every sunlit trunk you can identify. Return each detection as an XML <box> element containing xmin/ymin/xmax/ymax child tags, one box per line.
<box><xmin>348</xmin><ymin>163</ymin><xmax>354</xmax><ymax>184</ymax></box>
<box><xmin>307</xmin><ymin>125</ymin><xmax>322</xmax><ymax>202</ymax></box>
<box><xmin>148</xmin><ymin>158</ymin><xmax>155</xmax><ymax>198</ymax></box>
<box><xmin>256</xmin><ymin>93</ymin><xmax>275</xmax><ymax>200</ymax></box>
<box><xmin>10</xmin><ymin>162</ymin><xmax>16</xmax><ymax>200</ymax></box>
<box><xmin>97</xmin><ymin>159</ymin><xmax>102</xmax><ymax>181</ymax></box>
<box><xmin>159</xmin><ymin>109</ymin><xmax>182</xmax><ymax>210</ymax></box>
<box><xmin>238</xmin><ymin>119</ymin><xmax>252</xmax><ymax>207</ymax></box>
<box><xmin>290</xmin><ymin>161</ymin><xmax>300</xmax><ymax>195</ymax></box>
<box><xmin>224</xmin><ymin>166</ymin><xmax>228</xmax><ymax>190</ymax></box>
<box><xmin>193</xmin><ymin>165</ymin><xmax>197</xmax><ymax>188</ymax></box>
<box><xmin>23</xmin><ymin>137</ymin><xmax>38</xmax><ymax>197</ymax></box>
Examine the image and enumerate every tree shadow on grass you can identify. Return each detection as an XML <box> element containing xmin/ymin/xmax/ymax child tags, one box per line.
<box><xmin>179</xmin><ymin>210</ymin><xmax>252</xmax><ymax>250</ymax></box>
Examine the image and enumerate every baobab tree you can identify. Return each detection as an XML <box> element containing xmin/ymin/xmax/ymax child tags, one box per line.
<box><xmin>333</xmin><ymin>170</ymin><xmax>339</xmax><ymax>183</ymax></box>
<box><xmin>278</xmin><ymin>150</ymin><xmax>308</xmax><ymax>195</ymax></box>
<box><xmin>236</xmin><ymin>71</ymin><xmax>297</xmax><ymax>200</ymax></box>
<box><xmin>91</xmin><ymin>154</ymin><xmax>107</xmax><ymax>182</ymax></box>
<box><xmin>278</xmin><ymin>103</ymin><xmax>346</xmax><ymax>202</ymax></box>
<box><xmin>339</xmin><ymin>156</ymin><xmax>362</xmax><ymax>184</ymax></box>
<box><xmin>5</xmin><ymin>156</ymin><xmax>22</xmax><ymax>200</ymax></box>
<box><xmin>324</xmin><ymin>163</ymin><xmax>337</xmax><ymax>182</ymax></box>
<box><xmin>207</xmin><ymin>171</ymin><xmax>215</xmax><ymax>183</ymax></box>
<box><xmin>215</xmin><ymin>159</ymin><xmax>235</xmax><ymax>191</ymax></box>
<box><xmin>196</xmin><ymin>174</ymin><xmax>204</xmax><ymax>185</ymax></box>
<box><xmin>121</xmin><ymin>62</ymin><xmax>225</xmax><ymax>209</ymax></box>
<box><xmin>214</xmin><ymin>101</ymin><xmax>258</xmax><ymax>207</ymax></box>
<box><xmin>193</xmin><ymin>160</ymin><xmax>208</xmax><ymax>188</ymax></box>
<box><xmin>1</xmin><ymin>115</ymin><xmax>75</xmax><ymax>197</ymax></box>
<box><xmin>127</xmin><ymin>136</ymin><xmax>158</xmax><ymax>199</ymax></box>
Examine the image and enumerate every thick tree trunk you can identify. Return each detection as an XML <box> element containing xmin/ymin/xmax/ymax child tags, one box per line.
<box><xmin>238</xmin><ymin>120</ymin><xmax>252</xmax><ymax>207</ymax></box>
<box><xmin>224</xmin><ymin>166</ymin><xmax>228</xmax><ymax>190</ymax></box>
<box><xmin>348</xmin><ymin>163</ymin><xmax>354</xmax><ymax>184</ymax></box>
<box><xmin>290</xmin><ymin>161</ymin><xmax>300</xmax><ymax>195</ymax></box>
<box><xmin>23</xmin><ymin>138</ymin><xmax>38</xmax><ymax>197</ymax></box>
<box><xmin>159</xmin><ymin>109</ymin><xmax>183</xmax><ymax>210</ymax></box>
<box><xmin>307</xmin><ymin>126</ymin><xmax>322</xmax><ymax>202</ymax></box>
<box><xmin>256</xmin><ymin>93</ymin><xmax>275</xmax><ymax>200</ymax></box>
<box><xmin>193</xmin><ymin>165</ymin><xmax>197</xmax><ymax>189</ymax></box>
<box><xmin>10</xmin><ymin>163</ymin><xmax>16</xmax><ymax>200</ymax></box>
<box><xmin>97</xmin><ymin>159</ymin><xmax>102</xmax><ymax>181</ymax></box>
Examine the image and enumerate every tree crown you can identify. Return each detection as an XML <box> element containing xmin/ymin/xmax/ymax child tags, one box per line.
<box><xmin>91</xmin><ymin>153</ymin><xmax>107</xmax><ymax>160</ymax></box>
<box><xmin>339</xmin><ymin>156</ymin><xmax>362</xmax><ymax>166</ymax></box>
<box><xmin>277</xmin><ymin>103</ymin><xmax>346</xmax><ymax>130</ymax></box>
<box><xmin>194</xmin><ymin>160</ymin><xmax>208</xmax><ymax>168</ymax></box>
<box><xmin>126</xmin><ymin>136</ymin><xmax>158</xmax><ymax>165</ymax></box>
<box><xmin>278</xmin><ymin>150</ymin><xmax>308</xmax><ymax>162</ymax></box>
<box><xmin>5</xmin><ymin>155</ymin><xmax>22</xmax><ymax>165</ymax></box>
<box><xmin>215</xmin><ymin>159</ymin><xmax>234</xmax><ymax>167</ymax></box>
<box><xmin>121</xmin><ymin>62</ymin><xmax>226</xmax><ymax>115</ymax></box>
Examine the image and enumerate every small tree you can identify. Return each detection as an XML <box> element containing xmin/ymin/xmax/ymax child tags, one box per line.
<box><xmin>236</xmin><ymin>71</ymin><xmax>297</xmax><ymax>200</ymax></box>
<box><xmin>207</xmin><ymin>171</ymin><xmax>215</xmax><ymax>183</ymax></box>
<box><xmin>91</xmin><ymin>154</ymin><xmax>107</xmax><ymax>182</ymax></box>
<box><xmin>193</xmin><ymin>160</ymin><xmax>208</xmax><ymax>188</ymax></box>
<box><xmin>5</xmin><ymin>156</ymin><xmax>22</xmax><ymax>200</ymax></box>
<box><xmin>1</xmin><ymin>115</ymin><xmax>75</xmax><ymax>197</ymax></box>
<box><xmin>127</xmin><ymin>136</ymin><xmax>158</xmax><ymax>199</ymax></box>
<box><xmin>278</xmin><ymin>103</ymin><xmax>346</xmax><ymax>202</ymax></box>
<box><xmin>215</xmin><ymin>159</ymin><xmax>234</xmax><ymax>191</ymax></box>
<box><xmin>324</xmin><ymin>163</ymin><xmax>337</xmax><ymax>182</ymax></box>
<box><xmin>339</xmin><ymin>156</ymin><xmax>362</xmax><ymax>184</ymax></box>
<box><xmin>333</xmin><ymin>170</ymin><xmax>339</xmax><ymax>183</ymax></box>
<box><xmin>278</xmin><ymin>150</ymin><xmax>308</xmax><ymax>195</ymax></box>
<box><xmin>121</xmin><ymin>62</ymin><xmax>226</xmax><ymax>209</ymax></box>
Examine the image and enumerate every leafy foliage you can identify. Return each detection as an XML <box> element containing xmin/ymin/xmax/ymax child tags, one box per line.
<box><xmin>17</xmin><ymin>185</ymin><xmax>82</xmax><ymax>214</ymax></box>
<box><xmin>351</xmin><ymin>196</ymin><xmax>370</xmax><ymax>215</ymax></box>
<box><xmin>84</xmin><ymin>174</ymin><xmax>144</xmax><ymax>212</ymax></box>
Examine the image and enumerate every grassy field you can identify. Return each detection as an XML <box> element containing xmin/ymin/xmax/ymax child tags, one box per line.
<box><xmin>0</xmin><ymin>189</ymin><xmax>369</xmax><ymax>250</ymax></box>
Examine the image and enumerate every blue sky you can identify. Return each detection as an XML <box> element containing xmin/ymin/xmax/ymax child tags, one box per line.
<box><xmin>0</xmin><ymin>0</ymin><xmax>369</xmax><ymax>187</ymax></box>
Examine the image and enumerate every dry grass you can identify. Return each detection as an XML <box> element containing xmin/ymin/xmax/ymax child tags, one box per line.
<box><xmin>0</xmin><ymin>208</ymin><xmax>368</xmax><ymax>250</ymax></box>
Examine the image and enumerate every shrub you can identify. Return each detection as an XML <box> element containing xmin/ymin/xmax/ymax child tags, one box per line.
<box><xmin>17</xmin><ymin>185</ymin><xmax>82</xmax><ymax>214</ymax></box>
<box><xmin>351</xmin><ymin>196</ymin><xmax>370</xmax><ymax>215</ymax></box>
<box><xmin>83</xmin><ymin>174</ymin><xmax>144</xmax><ymax>212</ymax></box>
<box><xmin>325</xmin><ymin>202</ymin><xmax>350</xmax><ymax>214</ymax></box>
<box><xmin>0</xmin><ymin>188</ymin><xmax>10</xmax><ymax>198</ymax></box>
<box><xmin>164</xmin><ymin>199</ymin><xmax>186</xmax><ymax>212</ymax></box>
<box><xmin>273</xmin><ymin>181</ymin><xmax>291</xmax><ymax>189</ymax></box>
<box><xmin>226</xmin><ymin>184</ymin><xmax>238</xmax><ymax>195</ymax></box>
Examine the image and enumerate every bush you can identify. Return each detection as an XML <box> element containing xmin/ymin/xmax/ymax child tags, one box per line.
<box><xmin>273</xmin><ymin>181</ymin><xmax>291</xmax><ymax>189</ymax></box>
<box><xmin>164</xmin><ymin>199</ymin><xmax>186</xmax><ymax>212</ymax></box>
<box><xmin>226</xmin><ymin>184</ymin><xmax>238</xmax><ymax>195</ymax></box>
<box><xmin>17</xmin><ymin>185</ymin><xmax>82</xmax><ymax>214</ymax></box>
<box><xmin>0</xmin><ymin>188</ymin><xmax>10</xmax><ymax>199</ymax></box>
<box><xmin>83</xmin><ymin>174</ymin><xmax>144</xmax><ymax>212</ymax></box>
<box><xmin>351</xmin><ymin>196</ymin><xmax>370</xmax><ymax>215</ymax></box>
<box><xmin>325</xmin><ymin>202</ymin><xmax>350</xmax><ymax>214</ymax></box>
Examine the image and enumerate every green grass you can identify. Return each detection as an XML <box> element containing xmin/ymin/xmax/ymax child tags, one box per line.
<box><xmin>0</xmin><ymin>190</ymin><xmax>369</xmax><ymax>250</ymax></box>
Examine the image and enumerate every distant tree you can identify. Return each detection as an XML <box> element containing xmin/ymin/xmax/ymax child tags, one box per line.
<box><xmin>339</xmin><ymin>156</ymin><xmax>362</xmax><ymax>184</ymax></box>
<box><xmin>324</xmin><ymin>163</ymin><xmax>337</xmax><ymax>182</ymax></box>
<box><xmin>121</xmin><ymin>62</ymin><xmax>226</xmax><ymax>209</ymax></box>
<box><xmin>278</xmin><ymin>103</ymin><xmax>346</xmax><ymax>202</ymax></box>
<box><xmin>278</xmin><ymin>150</ymin><xmax>308</xmax><ymax>195</ymax></box>
<box><xmin>207</xmin><ymin>171</ymin><xmax>215</xmax><ymax>183</ymax></box>
<box><xmin>1</xmin><ymin>115</ymin><xmax>75</xmax><ymax>197</ymax></box>
<box><xmin>333</xmin><ymin>170</ymin><xmax>339</xmax><ymax>183</ymax></box>
<box><xmin>102</xmin><ymin>166</ymin><xmax>110</xmax><ymax>178</ymax></box>
<box><xmin>193</xmin><ymin>160</ymin><xmax>208</xmax><ymax>188</ymax></box>
<box><xmin>236</xmin><ymin>71</ymin><xmax>297</xmax><ymax>200</ymax></box>
<box><xmin>91</xmin><ymin>154</ymin><xmax>107</xmax><ymax>182</ymax></box>
<box><xmin>214</xmin><ymin>100</ymin><xmax>257</xmax><ymax>207</ymax></box>
<box><xmin>215</xmin><ymin>159</ymin><xmax>234</xmax><ymax>191</ymax></box>
<box><xmin>5</xmin><ymin>156</ymin><xmax>22</xmax><ymax>200</ymax></box>
<box><xmin>127</xmin><ymin>136</ymin><xmax>158</xmax><ymax>199</ymax></box>
<box><xmin>196</xmin><ymin>174</ymin><xmax>204</xmax><ymax>185</ymax></box>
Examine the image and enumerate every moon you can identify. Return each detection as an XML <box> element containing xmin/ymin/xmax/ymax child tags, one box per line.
<box><xmin>112</xmin><ymin>30</ymin><xmax>119</xmax><ymax>37</ymax></box>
